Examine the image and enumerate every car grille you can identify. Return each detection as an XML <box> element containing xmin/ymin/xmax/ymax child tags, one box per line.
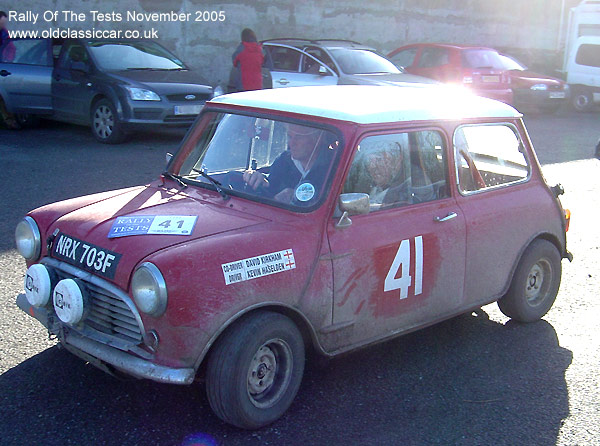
<box><xmin>167</xmin><ymin>93</ymin><xmax>210</xmax><ymax>102</ymax></box>
<box><xmin>54</xmin><ymin>269</ymin><xmax>143</xmax><ymax>344</ymax></box>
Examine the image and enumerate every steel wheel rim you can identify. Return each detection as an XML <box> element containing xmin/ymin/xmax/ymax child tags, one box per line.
<box><xmin>575</xmin><ymin>95</ymin><xmax>589</xmax><ymax>109</ymax></box>
<box><xmin>525</xmin><ymin>259</ymin><xmax>552</xmax><ymax>306</ymax></box>
<box><xmin>247</xmin><ymin>338</ymin><xmax>293</xmax><ymax>409</ymax></box>
<box><xmin>93</xmin><ymin>105</ymin><xmax>114</xmax><ymax>139</ymax></box>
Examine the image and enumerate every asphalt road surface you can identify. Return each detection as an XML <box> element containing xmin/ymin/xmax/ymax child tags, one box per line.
<box><xmin>0</xmin><ymin>108</ymin><xmax>598</xmax><ymax>446</ymax></box>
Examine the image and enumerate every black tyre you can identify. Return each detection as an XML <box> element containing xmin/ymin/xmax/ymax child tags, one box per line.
<box><xmin>15</xmin><ymin>113</ymin><xmax>40</xmax><ymax>128</ymax></box>
<box><xmin>571</xmin><ymin>89</ymin><xmax>593</xmax><ymax>112</ymax></box>
<box><xmin>206</xmin><ymin>311</ymin><xmax>305</xmax><ymax>429</ymax></box>
<box><xmin>498</xmin><ymin>239</ymin><xmax>561</xmax><ymax>322</ymax></box>
<box><xmin>90</xmin><ymin>99</ymin><xmax>126</xmax><ymax>144</ymax></box>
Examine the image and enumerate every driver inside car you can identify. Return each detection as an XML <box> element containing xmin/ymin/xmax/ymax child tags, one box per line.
<box><xmin>243</xmin><ymin>124</ymin><xmax>335</xmax><ymax>204</ymax></box>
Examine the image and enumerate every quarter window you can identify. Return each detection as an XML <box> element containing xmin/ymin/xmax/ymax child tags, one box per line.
<box><xmin>454</xmin><ymin>124</ymin><xmax>530</xmax><ymax>193</ymax></box>
<box><xmin>343</xmin><ymin>130</ymin><xmax>449</xmax><ymax>212</ymax></box>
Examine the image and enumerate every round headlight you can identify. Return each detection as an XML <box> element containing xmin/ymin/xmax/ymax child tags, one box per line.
<box><xmin>131</xmin><ymin>262</ymin><xmax>167</xmax><ymax>316</ymax></box>
<box><xmin>15</xmin><ymin>216</ymin><xmax>41</xmax><ymax>261</ymax></box>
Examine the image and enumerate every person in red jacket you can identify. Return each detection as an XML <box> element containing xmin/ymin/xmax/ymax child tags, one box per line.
<box><xmin>232</xmin><ymin>28</ymin><xmax>264</xmax><ymax>91</ymax></box>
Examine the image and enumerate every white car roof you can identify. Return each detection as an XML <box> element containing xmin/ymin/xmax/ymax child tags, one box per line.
<box><xmin>210</xmin><ymin>85</ymin><xmax>521</xmax><ymax>124</ymax></box>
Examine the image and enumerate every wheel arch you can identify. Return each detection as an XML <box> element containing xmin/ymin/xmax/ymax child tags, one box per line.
<box><xmin>501</xmin><ymin>231</ymin><xmax>564</xmax><ymax>300</ymax></box>
<box><xmin>194</xmin><ymin>302</ymin><xmax>327</xmax><ymax>372</ymax></box>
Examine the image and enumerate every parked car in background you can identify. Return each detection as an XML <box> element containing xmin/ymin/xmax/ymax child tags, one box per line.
<box><xmin>497</xmin><ymin>53</ymin><xmax>568</xmax><ymax>113</ymax></box>
<box><xmin>388</xmin><ymin>43</ymin><xmax>513</xmax><ymax>105</ymax></box>
<box><xmin>228</xmin><ymin>39</ymin><xmax>436</xmax><ymax>92</ymax></box>
<box><xmin>0</xmin><ymin>38</ymin><xmax>219</xmax><ymax>143</ymax></box>
<box><xmin>16</xmin><ymin>85</ymin><xmax>571</xmax><ymax>429</ymax></box>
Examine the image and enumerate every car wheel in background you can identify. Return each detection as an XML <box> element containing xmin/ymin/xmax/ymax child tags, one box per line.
<box><xmin>498</xmin><ymin>239</ymin><xmax>562</xmax><ymax>323</ymax></box>
<box><xmin>91</xmin><ymin>99</ymin><xmax>126</xmax><ymax>144</ymax></box>
<box><xmin>15</xmin><ymin>113</ymin><xmax>41</xmax><ymax>129</ymax></box>
<box><xmin>571</xmin><ymin>88</ymin><xmax>593</xmax><ymax>112</ymax></box>
<box><xmin>206</xmin><ymin>311</ymin><xmax>305</xmax><ymax>429</ymax></box>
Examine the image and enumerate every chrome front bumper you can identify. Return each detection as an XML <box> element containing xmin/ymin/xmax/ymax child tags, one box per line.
<box><xmin>16</xmin><ymin>293</ymin><xmax>195</xmax><ymax>385</ymax></box>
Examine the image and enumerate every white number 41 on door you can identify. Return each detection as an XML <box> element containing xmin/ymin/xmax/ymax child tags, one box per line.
<box><xmin>384</xmin><ymin>236</ymin><xmax>423</xmax><ymax>299</ymax></box>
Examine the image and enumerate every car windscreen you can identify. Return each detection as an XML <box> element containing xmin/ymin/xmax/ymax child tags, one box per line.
<box><xmin>461</xmin><ymin>50</ymin><xmax>505</xmax><ymax>70</ymax></box>
<box><xmin>87</xmin><ymin>41</ymin><xmax>185</xmax><ymax>71</ymax></box>
<box><xmin>175</xmin><ymin>112</ymin><xmax>341</xmax><ymax>211</ymax></box>
<box><xmin>497</xmin><ymin>54</ymin><xmax>527</xmax><ymax>71</ymax></box>
<box><xmin>328</xmin><ymin>48</ymin><xmax>402</xmax><ymax>74</ymax></box>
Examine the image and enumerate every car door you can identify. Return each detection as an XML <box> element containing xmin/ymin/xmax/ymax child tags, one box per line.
<box><xmin>0</xmin><ymin>38</ymin><xmax>53</xmax><ymax>114</ymax></box>
<box><xmin>452</xmin><ymin>122</ymin><xmax>534</xmax><ymax>305</ymax></box>
<box><xmin>411</xmin><ymin>46</ymin><xmax>451</xmax><ymax>81</ymax></box>
<box><xmin>52</xmin><ymin>41</ymin><xmax>94</xmax><ymax>122</ymax></box>
<box><xmin>326</xmin><ymin>128</ymin><xmax>466</xmax><ymax>349</ymax></box>
<box><xmin>264</xmin><ymin>44</ymin><xmax>336</xmax><ymax>88</ymax></box>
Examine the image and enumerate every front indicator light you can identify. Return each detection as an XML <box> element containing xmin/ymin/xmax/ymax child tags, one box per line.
<box><xmin>564</xmin><ymin>209</ymin><xmax>571</xmax><ymax>232</ymax></box>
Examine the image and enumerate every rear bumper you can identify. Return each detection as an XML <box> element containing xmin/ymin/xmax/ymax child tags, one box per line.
<box><xmin>16</xmin><ymin>293</ymin><xmax>195</xmax><ymax>385</ymax></box>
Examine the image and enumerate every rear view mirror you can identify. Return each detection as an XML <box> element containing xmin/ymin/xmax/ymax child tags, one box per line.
<box><xmin>336</xmin><ymin>193</ymin><xmax>370</xmax><ymax>228</ymax></box>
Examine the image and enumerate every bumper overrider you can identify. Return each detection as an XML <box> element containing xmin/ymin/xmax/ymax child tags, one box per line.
<box><xmin>16</xmin><ymin>258</ymin><xmax>195</xmax><ymax>385</ymax></box>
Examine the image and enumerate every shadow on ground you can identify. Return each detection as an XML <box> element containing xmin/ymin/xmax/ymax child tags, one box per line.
<box><xmin>0</xmin><ymin>310</ymin><xmax>572</xmax><ymax>446</ymax></box>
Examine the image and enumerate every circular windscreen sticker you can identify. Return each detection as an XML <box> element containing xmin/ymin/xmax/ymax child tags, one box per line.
<box><xmin>295</xmin><ymin>183</ymin><xmax>315</xmax><ymax>202</ymax></box>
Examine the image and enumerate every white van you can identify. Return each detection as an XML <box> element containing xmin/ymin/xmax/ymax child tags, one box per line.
<box><xmin>565</xmin><ymin>36</ymin><xmax>600</xmax><ymax>111</ymax></box>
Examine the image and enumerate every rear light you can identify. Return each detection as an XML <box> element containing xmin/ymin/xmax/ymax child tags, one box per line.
<box><xmin>564</xmin><ymin>209</ymin><xmax>571</xmax><ymax>232</ymax></box>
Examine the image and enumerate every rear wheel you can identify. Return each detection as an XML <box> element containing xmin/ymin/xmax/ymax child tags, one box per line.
<box><xmin>206</xmin><ymin>311</ymin><xmax>305</xmax><ymax>429</ymax></box>
<box><xmin>91</xmin><ymin>99</ymin><xmax>126</xmax><ymax>144</ymax></box>
<box><xmin>498</xmin><ymin>239</ymin><xmax>561</xmax><ymax>322</ymax></box>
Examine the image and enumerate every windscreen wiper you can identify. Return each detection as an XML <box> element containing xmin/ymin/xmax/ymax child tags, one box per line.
<box><xmin>196</xmin><ymin>170</ymin><xmax>230</xmax><ymax>201</ymax></box>
<box><xmin>161</xmin><ymin>171</ymin><xmax>187</xmax><ymax>189</ymax></box>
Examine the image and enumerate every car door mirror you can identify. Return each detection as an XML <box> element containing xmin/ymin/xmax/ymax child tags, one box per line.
<box><xmin>166</xmin><ymin>152</ymin><xmax>173</xmax><ymax>166</ymax></box>
<box><xmin>70</xmin><ymin>61</ymin><xmax>89</xmax><ymax>74</ymax></box>
<box><xmin>336</xmin><ymin>193</ymin><xmax>370</xmax><ymax>228</ymax></box>
<box><xmin>318</xmin><ymin>65</ymin><xmax>331</xmax><ymax>76</ymax></box>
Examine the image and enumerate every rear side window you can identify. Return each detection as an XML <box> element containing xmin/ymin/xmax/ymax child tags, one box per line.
<box><xmin>1</xmin><ymin>39</ymin><xmax>49</xmax><ymax>66</ymax></box>
<box><xmin>389</xmin><ymin>48</ymin><xmax>418</xmax><ymax>68</ymax></box>
<box><xmin>575</xmin><ymin>44</ymin><xmax>600</xmax><ymax>68</ymax></box>
<box><xmin>454</xmin><ymin>124</ymin><xmax>530</xmax><ymax>194</ymax></box>
<box><xmin>417</xmin><ymin>47</ymin><xmax>449</xmax><ymax>68</ymax></box>
<box><xmin>343</xmin><ymin>130</ymin><xmax>449</xmax><ymax>212</ymax></box>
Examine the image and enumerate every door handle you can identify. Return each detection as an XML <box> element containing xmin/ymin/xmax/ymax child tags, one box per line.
<box><xmin>434</xmin><ymin>212</ymin><xmax>458</xmax><ymax>222</ymax></box>
<box><xmin>0</xmin><ymin>70</ymin><xmax>11</xmax><ymax>77</ymax></box>
<box><xmin>277</xmin><ymin>78</ymin><xmax>289</xmax><ymax>85</ymax></box>
<box><xmin>54</xmin><ymin>74</ymin><xmax>61</xmax><ymax>81</ymax></box>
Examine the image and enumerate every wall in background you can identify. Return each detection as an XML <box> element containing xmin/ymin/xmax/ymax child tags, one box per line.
<box><xmin>9</xmin><ymin>0</ymin><xmax>579</xmax><ymax>85</ymax></box>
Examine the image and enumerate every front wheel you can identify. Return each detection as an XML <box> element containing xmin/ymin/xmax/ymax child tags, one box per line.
<box><xmin>91</xmin><ymin>99</ymin><xmax>126</xmax><ymax>144</ymax></box>
<box><xmin>206</xmin><ymin>311</ymin><xmax>305</xmax><ymax>429</ymax></box>
<box><xmin>498</xmin><ymin>239</ymin><xmax>562</xmax><ymax>322</ymax></box>
<box><xmin>571</xmin><ymin>89</ymin><xmax>593</xmax><ymax>112</ymax></box>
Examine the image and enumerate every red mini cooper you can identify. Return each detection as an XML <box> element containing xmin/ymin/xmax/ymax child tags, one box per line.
<box><xmin>15</xmin><ymin>85</ymin><xmax>571</xmax><ymax>429</ymax></box>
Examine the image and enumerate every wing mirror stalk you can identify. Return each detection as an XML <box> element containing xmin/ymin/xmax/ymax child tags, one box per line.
<box><xmin>335</xmin><ymin>193</ymin><xmax>370</xmax><ymax>228</ymax></box>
